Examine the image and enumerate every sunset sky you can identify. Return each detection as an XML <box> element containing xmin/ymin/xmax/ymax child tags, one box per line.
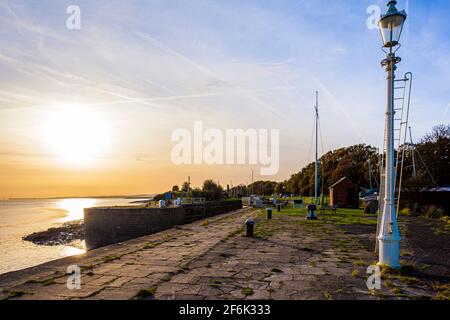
<box><xmin>0</xmin><ymin>0</ymin><xmax>449</xmax><ymax>198</ymax></box>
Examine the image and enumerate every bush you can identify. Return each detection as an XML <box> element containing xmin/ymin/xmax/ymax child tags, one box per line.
<box><xmin>153</xmin><ymin>193</ymin><xmax>164</xmax><ymax>201</ymax></box>
<box><xmin>399</xmin><ymin>208</ymin><xmax>411</xmax><ymax>216</ymax></box>
<box><xmin>423</xmin><ymin>205</ymin><xmax>445</xmax><ymax>219</ymax></box>
<box><xmin>441</xmin><ymin>216</ymin><xmax>450</xmax><ymax>224</ymax></box>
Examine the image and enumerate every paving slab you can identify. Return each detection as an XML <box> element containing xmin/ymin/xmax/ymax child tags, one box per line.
<box><xmin>1</xmin><ymin>208</ymin><xmax>448</xmax><ymax>300</ymax></box>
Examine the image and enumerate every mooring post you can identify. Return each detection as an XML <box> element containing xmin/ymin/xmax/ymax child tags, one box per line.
<box><xmin>245</xmin><ymin>219</ymin><xmax>255</xmax><ymax>237</ymax></box>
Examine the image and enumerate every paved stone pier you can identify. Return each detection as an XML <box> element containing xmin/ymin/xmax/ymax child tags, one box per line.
<box><xmin>1</xmin><ymin>208</ymin><xmax>448</xmax><ymax>300</ymax></box>
<box><xmin>0</xmin><ymin>208</ymin><xmax>254</xmax><ymax>300</ymax></box>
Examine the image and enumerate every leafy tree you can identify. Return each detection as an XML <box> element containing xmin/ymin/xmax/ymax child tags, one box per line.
<box><xmin>202</xmin><ymin>180</ymin><xmax>224</xmax><ymax>200</ymax></box>
<box><xmin>191</xmin><ymin>188</ymin><xmax>205</xmax><ymax>198</ymax></box>
<box><xmin>181</xmin><ymin>181</ymin><xmax>190</xmax><ymax>192</ymax></box>
<box><xmin>287</xmin><ymin>125</ymin><xmax>449</xmax><ymax>196</ymax></box>
<box><xmin>245</xmin><ymin>181</ymin><xmax>277</xmax><ymax>196</ymax></box>
<box><xmin>288</xmin><ymin>144</ymin><xmax>379</xmax><ymax>196</ymax></box>
<box><xmin>274</xmin><ymin>182</ymin><xmax>284</xmax><ymax>195</ymax></box>
<box><xmin>172</xmin><ymin>185</ymin><xmax>180</xmax><ymax>192</ymax></box>
<box><xmin>402</xmin><ymin>124</ymin><xmax>450</xmax><ymax>189</ymax></box>
<box><xmin>229</xmin><ymin>184</ymin><xmax>249</xmax><ymax>197</ymax></box>
<box><xmin>166</xmin><ymin>125</ymin><xmax>449</xmax><ymax>204</ymax></box>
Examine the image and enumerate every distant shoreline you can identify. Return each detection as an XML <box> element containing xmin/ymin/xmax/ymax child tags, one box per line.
<box><xmin>4</xmin><ymin>194</ymin><xmax>157</xmax><ymax>201</ymax></box>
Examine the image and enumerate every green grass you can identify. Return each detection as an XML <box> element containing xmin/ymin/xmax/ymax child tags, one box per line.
<box><xmin>4</xmin><ymin>290</ymin><xmax>31</xmax><ymax>299</ymax></box>
<box><xmin>330</xmin><ymin>210</ymin><xmax>377</xmax><ymax>226</ymax></box>
<box><xmin>80</xmin><ymin>264</ymin><xmax>94</xmax><ymax>270</ymax></box>
<box><xmin>162</xmin><ymin>273</ymin><xmax>174</xmax><ymax>282</ymax></box>
<box><xmin>249</xmin><ymin>216</ymin><xmax>276</xmax><ymax>238</ymax></box>
<box><xmin>242</xmin><ymin>287</ymin><xmax>254</xmax><ymax>296</ymax></box>
<box><xmin>273</xmin><ymin>207</ymin><xmax>308</xmax><ymax>217</ymax></box>
<box><xmin>335</xmin><ymin>217</ymin><xmax>377</xmax><ymax>226</ymax></box>
<box><xmin>433</xmin><ymin>219</ymin><xmax>450</xmax><ymax>236</ymax></box>
<box><xmin>179</xmin><ymin>265</ymin><xmax>190</xmax><ymax>273</ymax></box>
<box><xmin>209</xmin><ymin>280</ymin><xmax>222</xmax><ymax>288</ymax></box>
<box><xmin>391</xmin><ymin>287</ymin><xmax>404</xmax><ymax>295</ymax></box>
<box><xmin>323</xmin><ymin>291</ymin><xmax>333</xmax><ymax>300</ymax></box>
<box><xmin>351</xmin><ymin>269</ymin><xmax>360</xmax><ymax>277</ymax></box>
<box><xmin>401</xmin><ymin>251</ymin><xmax>413</xmax><ymax>257</ymax></box>
<box><xmin>276</xmin><ymin>207</ymin><xmax>377</xmax><ymax>226</ymax></box>
<box><xmin>25</xmin><ymin>277</ymin><xmax>57</xmax><ymax>286</ymax></box>
<box><xmin>353</xmin><ymin>260</ymin><xmax>366</xmax><ymax>267</ymax></box>
<box><xmin>379</xmin><ymin>263</ymin><xmax>422</xmax><ymax>286</ymax></box>
<box><xmin>102</xmin><ymin>255</ymin><xmax>121</xmax><ymax>263</ymax></box>
<box><xmin>136</xmin><ymin>286</ymin><xmax>157</xmax><ymax>299</ymax></box>
<box><xmin>302</xmin><ymin>196</ymin><xmax>330</xmax><ymax>205</ymax></box>
<box><xmin>143</xmin><ymin>241</ymin><xmax>160</xmax><ymax>249</ymax></box>
<box><xmin>254</xmin><ymin>228</ymin><xmax>274</xmax><ymax>238</ymax></box>
<box><xmin>432</xmin><ymin>284</ymin><xmax>450</xmax><ymax>300</ymax></box>
<box><xmin>40</xmin><ymin>278</ymin><xmax>55</xmax><ymax>286</ymax></box>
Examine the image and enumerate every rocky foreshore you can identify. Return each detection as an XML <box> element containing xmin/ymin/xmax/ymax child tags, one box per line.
<box><xmin>22</xmin><ymin>220</ymin><xmax>84</xmax><ymax>246</ymax></box>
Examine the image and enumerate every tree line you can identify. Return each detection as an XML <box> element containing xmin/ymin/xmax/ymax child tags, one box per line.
<box><xmin>161</xmin><ymin>124</ymin><xmax>449</xmax><ymax>201</ymax></box>
<box><xmin>280</xmin><ymin>124</ymin><xmax>449</xmax><ymax>196</ymax></box>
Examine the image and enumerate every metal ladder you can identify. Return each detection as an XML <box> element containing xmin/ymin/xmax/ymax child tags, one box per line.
<box><xmin>375</xmin><ymin>72</ymin><xmax>413</xmax><ymax>253</ymax></box>
<box><xmin>393</xmin><ymin>72</ymin><xmax>413</xmax><ymax>215</ymax></box>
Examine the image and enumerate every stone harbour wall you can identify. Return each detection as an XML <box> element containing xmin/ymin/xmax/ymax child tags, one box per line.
<box><xmin>84</xmin><ymin>200</ymin><xmax>242</xmax><ymax>250</ymax></box>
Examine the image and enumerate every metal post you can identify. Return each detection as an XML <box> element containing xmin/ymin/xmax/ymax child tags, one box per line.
<box><xmin>409</xmin><ymin>127</ymin><xmax>417</xmax><ymax>177</ymax></box>
<box><xmin>267</xmin><ymin>208</ymin><xmax>272</xmax><ymax>220</ymax></box>
<box><xmin>378</xmin><ymin>51</ymin><xmax>401</xmax><ymax>268</ymax></box>
<box><xmin>251</xmin><ymin>170</ymin><xmax>254</xmax><ymax>195</ymax></box>
<box><xmin>188</xmin><ymin>176</ymin><xmax>191</xmax><ymax>196</ymax></box>
<box><xmin>315</xmin><ymin>91</ymin><xmax>319</xmax><ymax>206</ymax></box>
<box><xmin>245</xmin><ymin>219</ymin><xmax>255</xmax><ymax>237</ymax></box>
<box><xmin>321</xmin><ymin>159</ymin><xmax>325</xmax><ymax>206</ymax></box>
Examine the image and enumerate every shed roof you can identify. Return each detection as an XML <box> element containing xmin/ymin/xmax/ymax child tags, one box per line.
<box><xmin>329</xmin><ymin>177</ymin><xmax>356</xmax><ymax>189</ymax></box>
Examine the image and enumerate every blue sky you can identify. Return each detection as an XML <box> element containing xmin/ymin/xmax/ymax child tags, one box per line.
<box><xmin>0</xmin><ymin>0</ymin><xmax>449</xmax><ymax>196</ymax></box>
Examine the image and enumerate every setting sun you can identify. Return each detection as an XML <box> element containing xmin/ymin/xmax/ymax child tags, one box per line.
<box><xmin>41</xmin><ymin>106</ymin><xmax>111</xmax><ymax>166</ymax></box>
<box><xmin>1</xmin><ymin>0</ymin><xmax>449</xmax><ymax>305</ymax></box>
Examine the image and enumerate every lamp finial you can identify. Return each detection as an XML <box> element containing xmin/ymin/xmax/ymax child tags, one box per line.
<box><xmin>386</xmin><ymin>1</ymin><xmax>399</xmax><ymax>14</ymax></box>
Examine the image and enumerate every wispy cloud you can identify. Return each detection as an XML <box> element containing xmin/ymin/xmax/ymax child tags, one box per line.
<box><xmin>0</xmin><ymin>0</ymin><xmax>449</xmax><ymax>196</ymax></box>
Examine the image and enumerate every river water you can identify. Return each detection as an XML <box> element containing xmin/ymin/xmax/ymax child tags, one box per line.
<box><xmin>0</xmin><ymin>198</ymin><xmax>146</xmax><ymax>275</ymax></box>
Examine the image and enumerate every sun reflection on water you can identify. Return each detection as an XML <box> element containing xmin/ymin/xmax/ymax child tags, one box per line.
<box><xmin>61</xmin><ymin>245</ymin><xmax>86</xmax><ymax>256</ymax></box>
<box><xmin>58</xmin><ymin>198</ymin><xmax>97</xmax><ymax>222</ymax></box>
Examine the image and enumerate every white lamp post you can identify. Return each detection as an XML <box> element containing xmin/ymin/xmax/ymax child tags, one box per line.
<box><xmin>377</xmin><ymin>0</ymin><xmax>407</xmax><ymax>269</ymax></box>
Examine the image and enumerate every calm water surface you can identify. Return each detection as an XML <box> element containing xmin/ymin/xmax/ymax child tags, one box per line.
<box><xmin>0</xmin><ymin>198</ymin><xmax>144</xmax><ymax>275</ymax></box>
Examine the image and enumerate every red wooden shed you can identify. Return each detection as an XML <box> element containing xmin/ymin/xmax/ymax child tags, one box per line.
<box><xmin>329</xmin><ymin>177</ymin><xmax>359</xmax><ymax>208</ymax></box>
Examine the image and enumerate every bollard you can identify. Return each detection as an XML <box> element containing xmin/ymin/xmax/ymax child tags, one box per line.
<box><xmin>306</xmin><ymin>204</ymin><xmax>318</xmax><ymax>220</ymax></box>
<box><xmin>267</xmin><ymin>208</ymin><xmax>273</xmax><ymax>220</ymax></box>
<box><xmin>277</xmin><ymin>204</ymin><xmax>281</xmax><ymax>212</ymax></box>
<box><xmin>245</xmin><ymin>219</ymin><xmax>255</xmax><ymax>237</ymax></box>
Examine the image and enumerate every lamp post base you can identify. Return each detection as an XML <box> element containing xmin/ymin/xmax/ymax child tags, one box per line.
<box><xmin>306</xmin><ymin>204</ymin><xmax>318</xmax><ymax>220</ymax></box>
<box><xmin>378</xmin><ymin>238</ymin><xmax>401</xmax><ymax>269</ymax></box>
